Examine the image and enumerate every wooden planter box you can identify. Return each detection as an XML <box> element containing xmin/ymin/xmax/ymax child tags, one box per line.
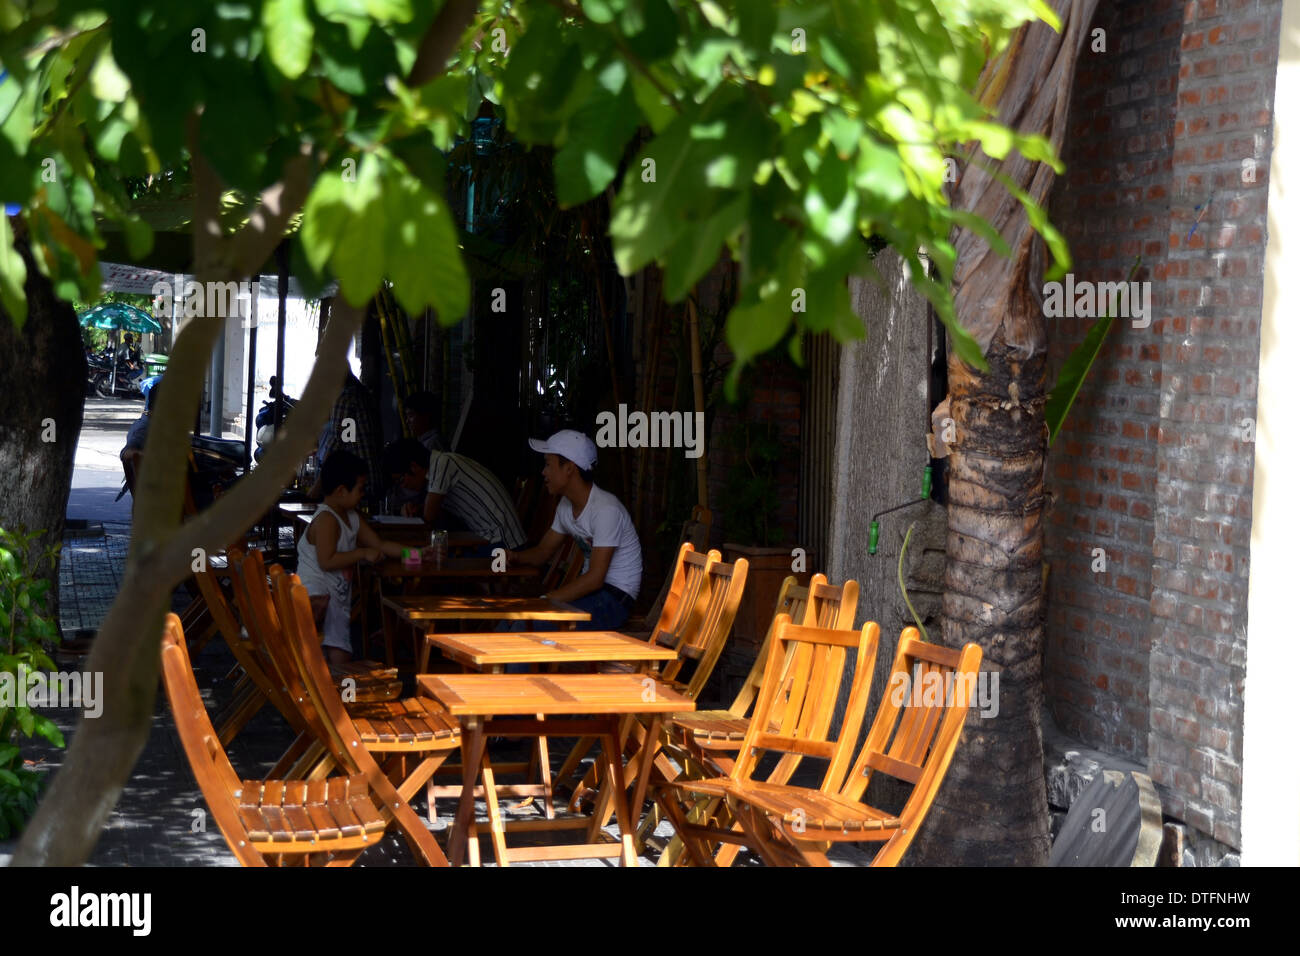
<box><xmin>722</xmin><ymin>543</ymin><xmax>814</xmax><ymax>652</ymax></box>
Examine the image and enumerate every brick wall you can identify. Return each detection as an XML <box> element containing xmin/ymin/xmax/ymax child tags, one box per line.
<box><xmin>1044</xmin><ymin>0</ymin><xmax>1181</xmax><ymax>761</ymax></box>
<box><xmin>1044</xmin><ymin>0</ymin><xmax>1281</xmax><ymax>849</ymax></box>
<box><xmin>1146</xmin><ymin>0</ymin><xmax>1278</xmax><ymax>849</ymax></box>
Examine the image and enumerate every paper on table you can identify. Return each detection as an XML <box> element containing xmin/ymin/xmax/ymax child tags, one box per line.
<box><xmin>370</xmin><ymin>515</ymin><xmax>424</xmax><ymax>525</ymax></box>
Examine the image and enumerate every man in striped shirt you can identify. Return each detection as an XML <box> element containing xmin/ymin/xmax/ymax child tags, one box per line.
<box><xmin>383</xmin><ymin>439</ymin><xmax>525</xmax><ymax>550</ymax></box>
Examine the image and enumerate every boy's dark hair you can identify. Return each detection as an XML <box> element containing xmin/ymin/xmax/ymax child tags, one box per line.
<box><xmin>382</xmin><ymin>438</ymin><xmax>430</xmax><ymax>479</ymax></box>
<box><xmin>406</xmin><ymin>391</ymin><xmax>438</xmax><ymax>420</ymax></box>
<box><xmin>321</xmin><ymin>450</ymin><xmax>367</xmax><ymax>495</ymax></box>
<box><xmin>145</xmin><ymin>384</ymin><xmax>160</xmax><ymax>413</ymax></box>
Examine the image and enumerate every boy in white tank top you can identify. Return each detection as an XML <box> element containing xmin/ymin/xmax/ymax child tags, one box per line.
<box><xmin>297</xmin><ymin>450</ymin><xmax>407</xmax><ymax>666</ymax></box>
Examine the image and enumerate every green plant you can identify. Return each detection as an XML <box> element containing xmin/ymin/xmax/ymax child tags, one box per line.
<box><xmin>721</xmin><ymin>419</ymin><xmax>786</xmax><ymax>547</ymax></box>
<box><xmin>0</xmin><ymin>527</ymin><xmax>65</xmax><ymax>839</ymax></box>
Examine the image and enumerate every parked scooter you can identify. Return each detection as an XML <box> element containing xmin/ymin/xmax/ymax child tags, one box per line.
<box><xmin>89</xmin><ymin>350</ymin><xmax>145</xmax><ymax>398</ymax></box>
<box><xmin>253</xmin><ymin>376</ymin><xmax>298</xmax><ymax>463</ymax></box>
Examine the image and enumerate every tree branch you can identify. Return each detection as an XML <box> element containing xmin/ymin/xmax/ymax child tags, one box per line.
<box><xmin>407</xmin><ymin>0</ymin><xmax>480</xmax><ymax>88</ymax></box>
<box><xmin>158</xmin><ymin>300</ymin><xmax>364</xmax><ymax>572</ymax></box>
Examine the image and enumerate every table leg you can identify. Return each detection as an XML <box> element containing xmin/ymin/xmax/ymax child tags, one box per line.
<box><xmin>479</xmin><ymin>747</ymin><xmax>509</xmax><ymax>866</ymax></box>
<box><xmin>597</xmin><ymin>720</ymin><xmax>638</xmax><ymax>867</ymax></box>
<box><xmin>450</xmin><ymin>716</ymin><xmax>485</xmax><ymax>867</ymax></box>
<box><xmin>628</xmin><ymin>715</ymin><xmax>663</xmax><ymax>839</ymax></box>
<box><xmin>416</xmin><ymin>622</ymin><xmax>435</xmax><ymax>674</ymax></box>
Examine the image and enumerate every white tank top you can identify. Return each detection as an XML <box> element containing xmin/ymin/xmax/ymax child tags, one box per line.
<box><xmin>296</xmin><ymin>503</ymin><xmax>360</xmax><ymax>595</ymax></box>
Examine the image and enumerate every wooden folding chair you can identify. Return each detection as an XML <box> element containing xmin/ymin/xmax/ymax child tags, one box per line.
<box><xmin>653</xmin><ymin>573</ymin><xmax>860</xmax><ymax>864</ymax></box>
<box><xmin>161</xmin><ymin>613</ymin><xmax>446</xmax><ymax>866</ymax></box>
<box><xmin>230</xmin><ymin>549</ymin><xmax>461</xmax><ymax>822</ymax></box>
<box><xmin>193</xmin><ymin>561</ymin><xmax>402</xmax><ymax>750</ymax></box>
<box><xmin>551</xmin><ymin>543</ymin><xmax>717</xmax><ymax>794</ymax></box>
<box><xmin>712</xmin><ymin>628</ymin><xmax>984</xmax><ymax>866</ymax></box>
<box><xmin>578</xmin><ymin>554</ymin><xmax>749</xmax><ymax>830</ymax></box>
<box><xmin>656</xmin><ymin>614</ymin><xmax>881</xmax><ymax>867</ymax></box>
<box><xmin>624</xmin><ymin>506</ymin><xmax>712</xmax><ymax>634</ymax></box>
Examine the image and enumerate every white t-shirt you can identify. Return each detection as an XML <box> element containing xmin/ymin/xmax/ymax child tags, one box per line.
<box><xmin>551</xmin><ymin>485</ymin><xmax>642</xmax><ymax>599</ymax></box>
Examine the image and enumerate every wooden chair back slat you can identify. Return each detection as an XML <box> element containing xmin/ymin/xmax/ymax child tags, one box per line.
<box><xmin>652</xmin><ymin>544</ymin><xmax>715</xmax><ymax>650</ymax></box>
<box><xmin>194</xmin><ymin>563</ymin><xmax>309</xmax><ymax>741</ymax></box>
<box><xmin>268</xmin><ymin>570</ymin><xmax>447</xmax><ymax>864</ymax></box>
<box><xmin>230</xmin><ymin>549</ymin><xmax>339</xmax><ymax>755</ymax></box>
<box><xmin>843</xmin><ymin>630</ymin><xmax>983</xmax><ymax>805</ymax></box>
<box><xmin>160</xmin><ymin>616</ymin><xmax>269</xmax><ymax>866</ymax></box>
<box><xmin>732</xmin><ymin>616</ymin><xmax>880</xmax><ymax>793</ymax></box>
<box><xmin>725</xmin><ymin>574</ymin><xmax>859</xmax><ymax>720</ymax></box>
<box><xmin>675</xmin><ymin>556</ymin><xmax>748</xmax><ymax>700</ymax></box>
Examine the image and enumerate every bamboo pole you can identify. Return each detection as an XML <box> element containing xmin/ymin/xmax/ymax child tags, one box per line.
<box><xmin>633</xmin><ymin>277</ymin><xmax>664</xmax><ymax>535</ymax></box>
<box><xmin>686</xmin><ymin>295</ymin><xmax>709</xmax><ymax>512</ymax></box>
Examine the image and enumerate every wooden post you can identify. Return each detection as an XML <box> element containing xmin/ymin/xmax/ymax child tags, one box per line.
<box><xmin>686</xmin><ymin>296</ymin><xmax>709</xmax><ymax>512</ymax></box>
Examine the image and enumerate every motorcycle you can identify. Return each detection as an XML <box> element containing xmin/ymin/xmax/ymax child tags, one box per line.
<box><xmin>253</xmin><ymin>376</ymin><xmax>298</xmax><ymax>463</ymax></box>
<box><xmin>89</xmin><ymin>349</ymin><xmax>146</xmax><ymax>398</ymax></box>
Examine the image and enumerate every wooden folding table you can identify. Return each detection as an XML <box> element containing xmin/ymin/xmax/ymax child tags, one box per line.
<box><xmin>421</xmin><ymin>631</ymin><xmax>676</xmax><ymax>822</ymax></box>
<box><xmin>382</xmin><ymin>594</ymin><xmax>593</xmax><ymax>672</ymax></box>
<box><xmin>419</xmin><ymin>673</ymin><xmax>693</xmax><ymax>866</ymax></box>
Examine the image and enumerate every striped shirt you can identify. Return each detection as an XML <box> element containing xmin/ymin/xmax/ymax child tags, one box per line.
<box><xmin>426</xmin><ymin>452</ymin><xmax>526</xmax><ymax>549</ymax></box>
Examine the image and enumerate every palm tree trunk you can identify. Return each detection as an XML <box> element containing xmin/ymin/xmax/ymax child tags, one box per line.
<box><xmin>907</xmin><ymin>0</ymin><xmax>1098</xmax><ymax>866</ymax></box>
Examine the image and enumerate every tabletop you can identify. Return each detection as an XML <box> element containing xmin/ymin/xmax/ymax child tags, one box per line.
<box><xmin>419</xmin><ymin>673</ymin><xmax>694</xmax><ymax>716</ymax></box>
<box><xmin>291</xmin><ymin>512</ymin><xmax>487</xmax><ymax>546</ymax></box>
<box><xmin>374</xmin><ymin>556</ymin><xmax>537</xmax><ymax>578</ymax></box>
<box><xmin>383</xmin><ymin>594</ymin><xmax>590</xmax><ymax>624</ymax></box>
<box><xmin>426</xmin><ymin>631</ymin><xmax>678</xmax><ymax>668</ymax></box>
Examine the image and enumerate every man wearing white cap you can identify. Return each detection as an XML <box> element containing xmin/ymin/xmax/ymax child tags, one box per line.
<box><xmin>506</xmin><ymin>429</ymin><xmax>642</xmax><ymax>629</ymax></box>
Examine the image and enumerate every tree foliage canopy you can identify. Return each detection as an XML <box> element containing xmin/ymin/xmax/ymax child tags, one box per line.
<box><xmin>1</xmin><ymin>0</ymin><xmax>1067</xmax><ymax>387</ymax></box>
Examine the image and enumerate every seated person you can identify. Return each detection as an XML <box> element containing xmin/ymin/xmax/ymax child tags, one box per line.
<box><xmin>404</xmin><ymin>391</ymin><xmax>446</xmax><ymax>452</ymax></box>
<box><xmin>296</xmin><ymin>451</ymin><xmax>408</xmax><ymax>667</ymax></box>
<box><xmin>382</xmin><ymin>438</ymin><xmax>527</xmax><ymax>552</ymax></box>
<box><xmin>119</xmin><ymin>384</ymin><xmax>158</xmax><ymax>496</ymax></box>
<box><xmin>506</xmin><ymin>430</ymin><xmax>642</xmax><ymax>630</ymax></box>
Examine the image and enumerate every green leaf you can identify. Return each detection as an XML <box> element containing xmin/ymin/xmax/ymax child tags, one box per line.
<box><xmin>662</xmin><ymin>193</ymin><xmax>747</xmax><ymax>302</ymax></box>
<box><xmin>382</xmin><ymin>163</ymin><xmax>469</xmax><ymax>324</ymax></box>
<box><xmin>946</xmin><ymin>208</ymin><xmax>1011</xmax><ymax>258</ymax></box>
<box><xmin>609</xmin><ymin>113</ymin><xmax>693</xmax><ymax>274</ymax></box>
<box><xmin>1045</xmin><ymin>312</ymin><xmax>1113</xmax><ymax>446</ymax></box>
<box><xmin>553</xmin><ymin>66</ymin><xmax>641</xmax><ymax>207</ymax></box>
<box><xmin>299</xmin><ymin>165</ymin><xmax>352</xmax><ymax>274</ymax></box>
<box><xmin>0</xmin><ymin>768</ymin><xmax>19</xmax><ymax>788</ymax></box>
<box><xmin>264</xmin><ymin>0</ymin><xmax>316</xmax><ymax>80</ymax></box>
<box><xmin>0</xmin><ymin>213</ymin><xmax>28</xmax><ymax>328</ymax></box>
<box><xmin>331</xmin><ymin>154</ymin><xmax>386</xmax><ymax>305</ymax></box>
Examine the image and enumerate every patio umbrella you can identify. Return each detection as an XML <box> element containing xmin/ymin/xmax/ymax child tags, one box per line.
<box><xmin>78</xmin><ymin>303</ymin><xmax>163</xmax><ymax>392</ymax></box>
<box><xmin>77</xmin><ymin>302</ymin><xmax>164</xmax><ymax>334</ymax></box>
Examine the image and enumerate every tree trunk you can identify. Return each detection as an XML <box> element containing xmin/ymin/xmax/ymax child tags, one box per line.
<box><xmin>0</xmin><ymin>231</ymin><xmax>84</xmax><ymax>630</ymax></box>
<box><xmin>906</xmin><ymin>0</ymin><xmax>1098</xmax><ymax>865</ymax></box>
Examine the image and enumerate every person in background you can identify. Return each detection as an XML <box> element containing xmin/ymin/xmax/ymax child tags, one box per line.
<box><xmin>296</xmin><ymin>451</ymin><xmax>407</xmax><ymax>667</ymax></box>
<box><xmin>382</xmin><ymin>438</ymin><xmax>526</xmax><ymax>552</ymax></box>
<box><xmin>506</xmin><ymin>430</ymin><xmax>642</xmax><ymax>629</ymax></box>
<box><xmin>404</xmin><ymin>391</ymin><xmax>445</xmax><ymax>452</ymax></box>
<box><xmin>116</xmin><ymin>332</ymin><xmax>144</xmax><ymax>385</ymax></box>
<box><xmin>119</xmin><ymin>384</ymin><xmax>158</xmax><ymax>498</ymax></box>
<box><xmin>316</xmin><ymin>369</ymin><xmax>384</xmax><ymax>509</ymax></box>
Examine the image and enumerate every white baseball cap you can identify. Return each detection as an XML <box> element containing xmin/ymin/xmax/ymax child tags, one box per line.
<box><xmin>528</xmin><ymin>430</ymin><xmax>598</xmax><ymax>471</ymax></box>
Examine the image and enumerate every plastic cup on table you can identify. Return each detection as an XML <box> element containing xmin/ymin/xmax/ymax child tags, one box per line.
<box><xmin>428</xmin><ymin>530</ymin><xmax>448</xmax><ymax>567</ymax></box>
